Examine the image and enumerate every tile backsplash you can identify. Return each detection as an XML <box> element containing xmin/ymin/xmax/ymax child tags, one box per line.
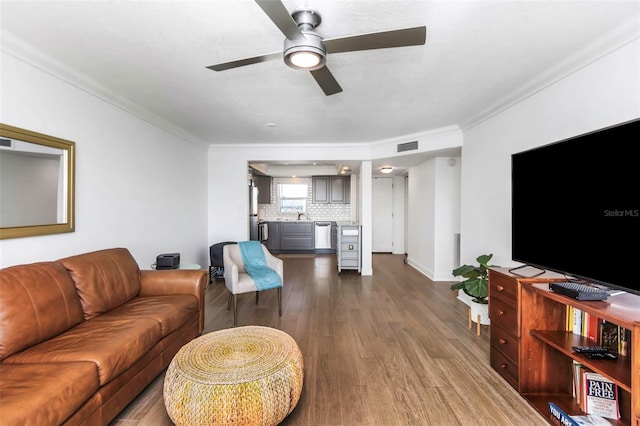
<box><xmin>258</xmin><ymin>177</ymin><xmax>351</xmax><ymax>221</ymax></box>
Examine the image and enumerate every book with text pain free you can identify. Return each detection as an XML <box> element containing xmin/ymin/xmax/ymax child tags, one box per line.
<box><xmin>582</xmin><ymin>371</ymin><xmax>620</xmax><ymax>420</ymax></box>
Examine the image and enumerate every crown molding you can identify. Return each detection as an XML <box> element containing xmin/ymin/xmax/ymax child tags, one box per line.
<box><xmin>462</xmin><ymin>15</ymin><xmax>640</xmax><ymax>131</ymax></box>
<box><xmin>1</xmin><ymin>30</ymin><xmax>208</xmax><ymax>150</ymax></box>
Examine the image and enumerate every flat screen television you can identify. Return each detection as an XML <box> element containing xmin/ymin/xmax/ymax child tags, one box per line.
<box><xmin>511</xmin><ymin>118</ymin><xmax>640</xmax><ymax>296</ymax></box>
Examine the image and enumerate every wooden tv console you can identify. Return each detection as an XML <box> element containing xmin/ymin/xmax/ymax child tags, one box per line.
<box><xmin>488</xmin><ymin>267</ymin><xmax>640</xmax><ymax>426</ymax></box>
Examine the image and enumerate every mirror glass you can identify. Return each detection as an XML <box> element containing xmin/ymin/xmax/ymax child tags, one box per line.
<box><xmin>0</xmin><ymin>124</ymin><xmax>75</xmax><ymax>239</ymax></box>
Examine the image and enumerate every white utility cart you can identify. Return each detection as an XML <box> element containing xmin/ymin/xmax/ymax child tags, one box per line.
<box><xmin>337</xmin><ymin>223</ymin><xmax>361</xmax><ymax>273</ymax></box>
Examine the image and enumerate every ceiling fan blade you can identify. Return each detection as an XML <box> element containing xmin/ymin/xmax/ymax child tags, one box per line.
<box><xmin>255</xmin><ymin>0</ymin><xmax>305</xmax><ymax>41</ymax></box>
<box><xmin>310</xmin><ymin>66</ymin><xmax>342</xmax><ymax>96</ymax></box>
<box><xmin>323</xmin><ymin>26</ymin><xmax>426</xmax><ymax>54</ymax></box>
<box><xmin>206</xmin><ymin>52</ymin><xmax>281</xmax><ymax>71</ymax></box>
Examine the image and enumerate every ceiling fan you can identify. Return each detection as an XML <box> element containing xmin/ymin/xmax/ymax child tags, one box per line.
<box><xmin>206</xmin><ymin>0</ymin><xmax>426</xmax><ymax>96</ymax></box>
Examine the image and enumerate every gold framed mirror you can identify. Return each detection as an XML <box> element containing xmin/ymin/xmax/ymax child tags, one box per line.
<box><xmin>0</xmin><ymin>124</ymin><xmax>75</xmax><ymax>239</ymax></box>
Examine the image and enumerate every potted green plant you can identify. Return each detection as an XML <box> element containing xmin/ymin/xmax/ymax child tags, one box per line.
<box><xmin>451</xmin><ymin>254</ymin><xmax>495</xmax><ymax>326</ymax></box>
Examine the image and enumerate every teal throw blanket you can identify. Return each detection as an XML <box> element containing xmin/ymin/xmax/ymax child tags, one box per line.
<box><xmin>238</xmin><ymin>241</ymin><xmax>282</xmax><ymax>291</ymax></box>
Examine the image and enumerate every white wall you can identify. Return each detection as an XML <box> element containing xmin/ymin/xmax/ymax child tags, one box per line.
<box><xmin>207</xmin><ymin>149</ymin><xmax>251</xmax><ymax>244</ymax></box>
<box><xmin>0</xmin><ymin>51</ymin><xmax>209</xmax><ymax>268</ymax></box>
<box><xmin>407</xmin><ymin>160</ymin><xmax>434</xmax><ymax>275</ymax></box>
<box><xmin>359</xmin><ymin>161</ymin><xmax>373</xmax><ymax>275</ymax></box>
<box><xmin>392</xmin><ymin>175</ymin><xmax>405</xmax><ymax>255</ymax></box>
<box><xmin>434</xmin><ymin>157</ymin><xmax>461</xmax><ymax>279</ymax></box>
<box><xmin>461</xmin><ymin>38</ymin><xmax>640</xmax><ymax>269</ymax></box>
<box><xmin>406</xmin><ymin>156</ymin><xmax>461</xmax><ymax>280</ymax></box>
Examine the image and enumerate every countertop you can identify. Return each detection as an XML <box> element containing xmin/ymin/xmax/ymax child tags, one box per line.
<box><xmin>260</xmin><ymin>219</ymin><xmax>350</xmax><ymax>223</ymax></box>
<box><xmin>259</xmin><ymin>219</ymin><xmax>314</xmax><ymax>223</ymax></box>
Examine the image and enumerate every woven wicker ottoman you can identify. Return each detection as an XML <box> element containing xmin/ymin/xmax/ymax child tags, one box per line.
<box><xmin>163</xmin><ymin>326</ymin><xmax>303</xmax><ymax>425</ymax></box>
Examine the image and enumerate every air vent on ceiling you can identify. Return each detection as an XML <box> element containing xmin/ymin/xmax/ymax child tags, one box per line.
<box><xmin>397</xmin><ymin>141</ymin><xmax>418</xmax><ymax>153</ymax></box>
<box><xmin>0</xmin><ymin>138</ymin><xmax>12</xmax><ymax>148</ymax></box>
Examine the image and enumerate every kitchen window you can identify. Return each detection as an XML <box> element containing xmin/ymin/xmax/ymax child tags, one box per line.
<box><xmin>278</xmin><ymin>183</ymin><xmax>307</xmax><ymax>213</ymax></box>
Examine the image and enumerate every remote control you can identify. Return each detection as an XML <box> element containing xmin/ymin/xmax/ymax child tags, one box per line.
<box><xmin>572</xmin><ymin>346</ymin><xmax>609</xmax><ymax>354</ymax></box>
<box><xmin>585</xmin><ymin>352</ymin><xmax>618</xmax><ymax>360</ymax></box>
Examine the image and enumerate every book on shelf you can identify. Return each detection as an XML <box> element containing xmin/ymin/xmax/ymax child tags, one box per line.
<box><xmin>582</xmin><ymin>371</ymin><xmax>620</xmax><ymax>420</ymax></box>
<box><xmin>598</xmin><ymin>321</ymin><xmax>619</xmax><ymax>353</ymax></box>
<box><xmin>565</xmin><ymin>312</ymin><xmax>631</xmax><ymax>357</ymax></box>
<box><xmin>549</xmin><ymin>402</ymin><xmax>580</xmax><ymax>426</ymax></box>
<box><xmin>584</xmin><ymin>312</ymin><xmax>601</xmax><ymax>343</ymax></box>
<box><xmin>566</xmin><ymin>305</ymin><xmax>574</xmax><ymax>332</ymax></box>
<box><xmin>572</xmin><ymin>365</ymin><xmax>621</xmax><ymax>420</ymax></box>
<box><xmin>618</xmin><ymin>327</ymin><xmax>630</xmax><ymax>357</ymax></box>
<box><xmin>570</xmin><ymin>414</ymin><xmax>616</xmax><ymax>426</ymax></box>
<box><xmin>548</xmin><ymin>402</ymin><xmax>614</xmax><ymax>426</ymax></box>
<box><xmin>573</xmin><ymin>308</ymin><xmax>583</xmax><ymax>336</ymax></box>
<box><xmin>572</xmin><ymin>362</ymin><xmax>591</xmax><ymax>407</ymax></box>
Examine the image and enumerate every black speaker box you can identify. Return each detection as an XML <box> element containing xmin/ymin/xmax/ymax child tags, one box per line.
<box><xmin>156</xmin><ymin>253</ymin><xmax>180</xmax><ymax>269</ymax></box>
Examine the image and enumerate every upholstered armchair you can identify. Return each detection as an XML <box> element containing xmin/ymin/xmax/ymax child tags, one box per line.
<box><xmin>223</xmin><ymin>243</ymin><xmax>283</xmax><ymax>325</ymax></box>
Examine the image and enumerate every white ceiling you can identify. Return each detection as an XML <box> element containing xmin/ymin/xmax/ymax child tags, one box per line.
<box><xmin>1</xmin><ymin>0</ymin><xmax>638</xmax><ymax>175</ymax></box>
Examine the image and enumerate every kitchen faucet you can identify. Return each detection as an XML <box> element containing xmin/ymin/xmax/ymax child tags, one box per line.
<box><xmin>297</xmin><ymin>212</ymin><xmax>304</xmax><ymax>220</ymax></box>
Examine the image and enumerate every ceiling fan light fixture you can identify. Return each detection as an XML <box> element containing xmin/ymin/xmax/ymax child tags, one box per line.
<box><xmin>207</xmin><ymin>2</ymin><xmax>427</xmax><ymax>96</ymax></box>
<box><xmin>380</xmin><ymin>166</ymin><xmax>393</xmax><ymax>174</ymax></box>
<box><xmin>284</xmin><ymin>32</ymin><xmax>326</xmax><ymax>71</ymax></box>
<box><xmin>289</xmin><ymin>51</ymin><xmax>321</xmax><ymax>68</ymax></box>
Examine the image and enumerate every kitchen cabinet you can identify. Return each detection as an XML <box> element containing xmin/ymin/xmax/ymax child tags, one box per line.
<box><xmin>264</xmin><ymin>221</ymin><xmax>315</xmax><ymax>253</ymax></box>
<box><xmin>330</xmin><ymin>176</ymin><xmax>349</xmax><ymax>203</ymax></box>
<box><xmin>312</xmin><ymin>177</ymin><xmax>329</xmax><ymax>203</ymax></box>
<box><xmin>253</xmin><ymin>174</ymin><xmax>272</xmax><ymax>204</ymax></box>
<box><xmin>312</xmin><ymin>176</ymin><xmax>350</xmax><ymax>204</ymax></box>
<box><xmin>280</xmin><ymin>222</ymin><xmax>314</xmax><ymax>251</ymax></box>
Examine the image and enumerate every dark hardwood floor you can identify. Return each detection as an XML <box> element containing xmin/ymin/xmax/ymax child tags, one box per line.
<box><xmin>112</xmin><ymin>254</ymin><xmax>546</xmax><ymax>425</ymax></box>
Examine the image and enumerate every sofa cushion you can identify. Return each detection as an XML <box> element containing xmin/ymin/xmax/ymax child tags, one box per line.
<box><xmin>0</xmin><ymin>362</ymin><xmax>99</xmax><ymax>426</ymax></box>
<box><xmin>59</xmin><ymin>247</ymin><xmax>141</xmax><ymax>320</ymax></box>
<box><xmin>4</xmin><ymin>315</ymin><xmax>161</xmax><ymax>385</ymax></box>
<box><xmin>0</xmin><ymin>262</ymin><xmax>85</xmax><ymax>361</ymax></box>
<box><xmin>111</xmin><ymin>295</ymin><xmax>198</xmax><ymax>337</ymax></box>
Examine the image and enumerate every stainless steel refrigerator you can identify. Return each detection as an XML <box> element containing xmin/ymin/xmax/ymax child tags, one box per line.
<box><xmin>249</xmin><ymin>184</ymin><xmax>259</xmax><ymax>240</ymax></box>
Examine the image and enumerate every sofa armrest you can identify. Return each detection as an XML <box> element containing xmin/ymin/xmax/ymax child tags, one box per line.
<box><xmin>139</xmin><ymin>269</ymin><xmax>208</xmax><ymax>297</ymax></box>
<box><xmin>139</xmin><ymin>269</ymin><xmax>208</xmax><ymax>332</ymax></box>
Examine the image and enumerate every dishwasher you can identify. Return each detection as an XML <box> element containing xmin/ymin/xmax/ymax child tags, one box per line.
<box><xmin>314</xmin><ymin>222</ymin><xmax>332</xmax><ymax>249</ymax></box>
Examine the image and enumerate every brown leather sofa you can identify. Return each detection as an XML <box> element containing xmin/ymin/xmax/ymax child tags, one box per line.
<box><xmin>0</xmin><ymin>247</ymin><xmax>208</xmax><ymax>425</ymax></box>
